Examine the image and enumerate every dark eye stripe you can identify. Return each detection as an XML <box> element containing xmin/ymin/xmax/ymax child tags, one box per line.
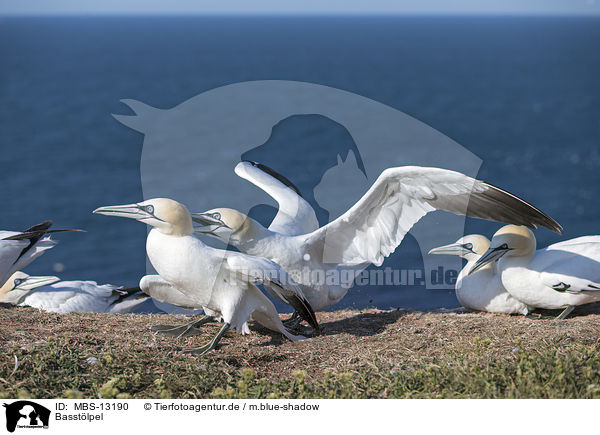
<box><xmin>137</xmin><ymin>204</ymin><xmax>165</xmax><ymax>222</ymax></box>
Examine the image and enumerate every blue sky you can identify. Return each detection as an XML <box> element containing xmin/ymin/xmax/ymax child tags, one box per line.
<box><xmin>1</xmin><ymin>0</ymin><xmax>599</xmax><ymax>15</ymax></box>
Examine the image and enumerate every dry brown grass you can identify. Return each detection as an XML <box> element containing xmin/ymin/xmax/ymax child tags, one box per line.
<box><xmin>1</xmin><ymin>304</ymin><xmax>600</xmax><ymax>398</ymax></box>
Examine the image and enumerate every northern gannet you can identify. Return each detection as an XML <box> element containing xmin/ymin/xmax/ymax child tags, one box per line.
<box><xmin>94</xmin><ymin>198</ymin><xmax>317</xmax><ymax>355</ymax></box>
<box><xmin>0</xmin><ymin>221</ymin><xmax>83</xmax><ymax>287</ymax></box>
<box><xmin>429</xmin><ymin>235</ymin><xmax>530</xmax><ymax>314</ymax></box>
<box><xmin>192</xmin><ymin>166</ymin><xmax>561</xmax><ymax>313</ymax></box>
<box><xmin>0</xmin><ymin>271</ymin><xmax>149</xmax><ymax>314</ymax></box>
<box><xmin>145</xmin><ymin>161</ymin><xmax>320</xmax><ymax>336</ymax></box>
<box><xmin>470</xmin><ymin>225</ymin><xmax>600</xmax><ymax>319</ymax></box>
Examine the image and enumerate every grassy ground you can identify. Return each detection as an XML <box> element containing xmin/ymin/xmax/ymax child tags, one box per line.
<box><xmin>1</xmin><ymin>304</ymin><xmax>600</xmax><ymax>399</ymax></box>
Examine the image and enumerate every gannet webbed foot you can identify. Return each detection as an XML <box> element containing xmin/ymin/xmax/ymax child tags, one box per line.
<box><xmin>151</xmin><ymin>315</ymin><xmax>213</xmax><ymax>338</ymax></box>
<box><xmin>179</xmin><ymin>322</ymin><xmax>230</xmax><ymax>356</ymax></box>
<box><xmin>555</xmin><ymin>305</ymin><xmax>575</xmax><ymax>320</ymax></box>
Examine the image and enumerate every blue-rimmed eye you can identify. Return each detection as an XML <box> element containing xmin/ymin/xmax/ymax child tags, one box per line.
<box><xmin>500</xmin><ymin>243</ymin><xmax>509</xmax><ymax>249</ymax></box>
<box><xmin>464</xmin><ymin>243</ymin><xmax>473</xmax><ymax>250</ymax></box>
<box><xmin>212</xmin><ymin>212</ymin><xmax>221</xmax><ymax>220</ymax></box>
<box><xmin>13</xmin><ymin>278</ymin><xmax>24</xmax><ymax>287</ymax></box>
<box><xmin>145</xmin><ymin>205</ymin><xmax>154</xmax><ymax>214</ymax></box>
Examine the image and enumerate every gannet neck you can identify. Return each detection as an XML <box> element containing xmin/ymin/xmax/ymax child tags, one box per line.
<box><xmin>466</xmin><ymin>256</ymin><xmax>490</xmax><ymax>270</ymax></box>
<box><xmin>160</xmin><ymin>203</ymin><xmax>193</xmax><ymax>236</ymax></box>
<box><xmin>233</xmin><ymin>214</ymin><xmax>271</xmax><ymax>245</ymax></box>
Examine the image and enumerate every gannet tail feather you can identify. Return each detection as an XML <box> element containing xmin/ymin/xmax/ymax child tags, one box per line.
<box><xmin>108</xmin><ymin>291</ymin><xmax>150</xmax><ymax>313</ymax></box>
<box><xmin>270</xmin><ymin>281</ymin><xmax>319</xmax><ymax>331</ymax></box>
<box><xmin>225</xmin><ymin>253</ymin><xmax>320</xmax><ymax>330</ymax></box>
<box><xmin>115</xmin><ymin>285</ymin><xmax>143</xmax><ymax>293</ymax></box>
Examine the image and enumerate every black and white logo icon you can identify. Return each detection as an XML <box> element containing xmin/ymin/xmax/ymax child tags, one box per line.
<box><xmin>3</xmin><ymin>401</ymin><xmax>50</xmax><ymax>432</ymax></box>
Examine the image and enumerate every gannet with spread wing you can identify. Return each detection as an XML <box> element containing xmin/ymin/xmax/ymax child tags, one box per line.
<box><xmin>193</xmin><ymin>165</ymin><xmax>562</xmax><ymax>313</ymax></box>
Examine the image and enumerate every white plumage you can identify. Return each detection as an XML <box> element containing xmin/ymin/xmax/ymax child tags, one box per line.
<box><xmin>193</xmin><ymin>165</ymin><xmax>561</xmax><ymax>312</ymax></box>
<box><xmin>234</xmin><ymin>161</ymin><xmax>318</xmax><ymax>235</ymax></box>
<box><xmin>0</xmin><ymin>220</ymin><xmax>83</xmax><ymax>287</ymax></box>
<box><xmin>471</xmin><ymin>225</ymin><xmax>600</xmax><ymax>319</ymax></box>
<box><xmin>94</xmin><ymin>197</ymin><xmax>317</xmax><ymax>355</ymax></box>
<box><xmin>0</xmin><ymin>271</ymin><xmax>148</xmax><ymax>314</ymax></box>
<box><xmin>0</xmin><ymin>228</ymin><xmax>56</xmax><ymax>287</ymax></box>
<box><xmin>429</xmin><ymin>235</ymin><xmax>529</xmax><ymax>314</ymax></box>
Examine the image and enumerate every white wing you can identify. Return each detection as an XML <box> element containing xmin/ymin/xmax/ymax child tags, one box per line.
<box><xmin>140</xmin><ymin>274</ymin><xmax>202</xmax><ymax>309</ymax></box>
<box><xmin>20</xmin><ymin>281</ymin><xmax>113</xmax><ymax>313</ymax></box>
<box><xmin>547</xmin><ymin>236</ymin><xmax>600</xmax><ymax>251</ymax></box>
<box><xmin>235</xmin><ymin>161</ymin><xmax>319</xmax><ymax>236</ymax></box>
<box><xmin>301</xmin><ymin>166</ymin><xmax>561</xmax><ymax>267</ymax></box>
<box><xmin>225</xmin><ymin>252</ymin><xmax>318</xmax><ymax>329</ymax></box>
<box><xmin>538</xmin><ymin>240</ymin><xmax>600</xmax><ymax>293</ymax></box>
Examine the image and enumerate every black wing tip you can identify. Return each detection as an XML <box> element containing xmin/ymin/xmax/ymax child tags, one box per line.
<box><xmin>45</xmin><ymin>228</ymin><xmax>87</xmax><ymax>234</ymax></box>
<box><xmin>478</xmin><ymin>182</ymin><xmax>563</xmax><ymax>234</ymax></box>
<box><xmin>2</xmin><ymin>228</ymin><xmax>86</xmax><ymax>241</ymax></box>
<box><xmin>24</xmin><ymin>220</ymin><xmax>53</xmax><ymax>233</ymax></box>
<box><xmin>241</xmin><ymin>160</ymin><xmax>304</xmax><ymax>198</ymax></box>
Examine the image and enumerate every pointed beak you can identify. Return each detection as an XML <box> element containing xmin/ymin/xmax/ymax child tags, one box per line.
<box><xmin>191</xmin><ymin>213</ymin><xmax>228</xmax><ymax>236</ymax></box>
<box><xmin>18</xmin><ymin>275</ymin><xmax>60</xmax><ymax>290</ymax></box>
<box><xmin>428</xmin><ymin>243</ymin><xmax>465</xmax><ymax>256</ymax></box>
<box><xmin>469</xmin><ymin>246</ymin><xmax>511</xmax><ymax>275</ymax></box>
<box><xmin>93</xmin><ymin>203</ymin><xmax>148</xmax><ymax>220</ymax></box>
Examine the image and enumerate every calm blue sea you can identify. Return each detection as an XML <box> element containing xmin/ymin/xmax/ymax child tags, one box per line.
<box><xmin>0</xmin><ymin>16</ymin><xmax>598</xmax><ymax>311</ymax></box>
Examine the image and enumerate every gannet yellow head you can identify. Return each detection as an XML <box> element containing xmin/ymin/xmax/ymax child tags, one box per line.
<box><xmin>0</xmin><ymin>271</ymin><xmax>60</xmax><ymax>297</ymax></box>
<box><xmin>469</xmin><ymin>225</ymin><xmax>536</xmax><ymax>275</ymax></box>
<box><xmin>191</xmin><ymin>208</ymin><xmax>248</xmax><ymax>240</ymax></box>
<box><xmin>93</xmin><ymin>198</ymin><xmax>193</xmax><ymax>236</ymax></box>
<box><xmin>429</xmin><ymin>234</ymin><xmax>490</xmax><ymax>261</ymax></box>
